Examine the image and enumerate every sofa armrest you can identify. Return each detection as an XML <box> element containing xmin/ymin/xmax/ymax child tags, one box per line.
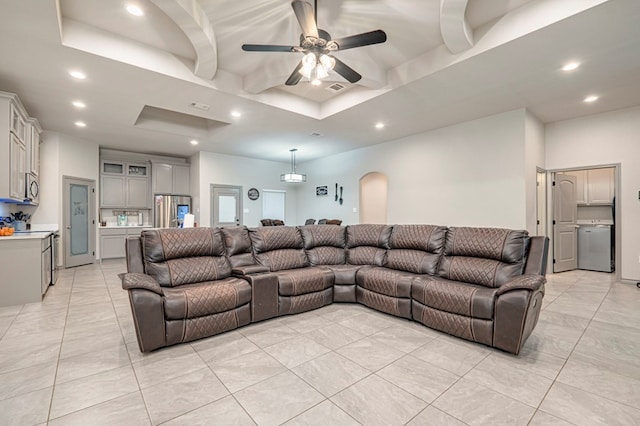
<box><xmin>496</xmin><ymin>274</ymin><xmax>545</xmax><ymax>296</ymax></box>
<box><xmin>232</xmin><ymin>265</ymin><xmax>270</xmax><ymax>276</ymax></box>
<box><xmin>122</xmin><ymin>273</ymin><xmax>164</xmax><ymax>296</ymax></box>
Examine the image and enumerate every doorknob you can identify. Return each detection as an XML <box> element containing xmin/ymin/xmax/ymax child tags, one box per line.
<box><xmin>66</xmin><ymin>225</ymin><xmax>71</xmax><ymax>229</ymax></box>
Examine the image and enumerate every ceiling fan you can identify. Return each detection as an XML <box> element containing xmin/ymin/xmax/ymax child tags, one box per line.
<box><xmin>241</xmin><ymin>0</ymin><xmax>387</xmax><ymax>86</ymax></box>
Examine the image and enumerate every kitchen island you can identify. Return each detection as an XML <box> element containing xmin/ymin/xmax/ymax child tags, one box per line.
<box><xmin>0</xmin><ymin>231</ymin><xmax>53</xmax><ymax>307</ymax></box>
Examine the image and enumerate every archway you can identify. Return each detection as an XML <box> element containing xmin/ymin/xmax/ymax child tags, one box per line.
<box><xmin>359</xmin><ymin>172</ymin><xmax>388</xmax><ymax>224</ymax></box>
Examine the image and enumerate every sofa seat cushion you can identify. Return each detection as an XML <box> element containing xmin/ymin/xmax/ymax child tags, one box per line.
<box><xmin>164</xmin><ymin>277</ymin><xmax>251</xmax><ymax>320</ymax></box>
<box><xmin>356</xmin><ymin>266</ymin><xmax>416</xmax><ymax>299</ymax></box>
<box><xmin>412</xmin><ymin>276</ymin><xmax>497</xmax><ymax>320</ymax></box>
<box><xmin>276</xmin><ymin>267</ymin><xmax>334</xmax><ymax>296</ymax></box>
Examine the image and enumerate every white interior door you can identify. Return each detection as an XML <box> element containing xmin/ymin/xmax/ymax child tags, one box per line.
<box><xmin>212</xmin><ymin>186</ymin><xmax>241</xmax><ymax>227</ymax></box>
<box><xmin>64</xmin><ymin>177</ymin><xmax>96</xmax><ymax>268</ymax></box>
<box><xmin>553</xmin><ymin>174</ymin><xmax>578</xmax><ymax>272</ymax></box>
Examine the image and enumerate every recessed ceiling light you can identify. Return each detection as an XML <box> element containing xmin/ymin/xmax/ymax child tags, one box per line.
<box><xmin>74</xmin><ymin>121</ymin><xmax>87</xmax><ymax>128</ymax></box>
<box><xmin>231</xmin><ymin>110</ymin><xmax>242</xmax><ymax>118</ymax></box>
<box><xmin>375</xmin><ymin>122</ymin><xmax>385</xmax><ymax>129</ymax></box>
<box><xmin>562</xmin><ymin>62</ymin><xmax>580</xmax><ymax>72</ymax></box>
<box><xmin>72</xmin><ymin>100</ymin><xmax>86</xmax><ymax>109</ymax></box>
<box><xmin>584</xmin><ymin>95</ymin><xmax>599</xmax><ymax>103</ymax></box>
<box><xmin>190</xmin><ymin>139</ymin><xmax>199</xmax><ymax>145</ymax></box>
<box><xmin>68</xmin><ymin>70</ymin><xmax>87</xmax><ymax>80</ymax></box>
<box><xmin>126</xmin><ymin>4</ymin><xmax>144</xmax><ymax>16</ymax></box>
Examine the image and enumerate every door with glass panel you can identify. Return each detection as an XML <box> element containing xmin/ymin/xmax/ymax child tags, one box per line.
<box><xmin>212</xmin><ymin>185</ymin><xmax>242</xmax><ymax>227</ymax></box>
<box><xmin>63</xmin><ymin>177</ymin><xmax>96</xmax><ymax>268</ymax></box>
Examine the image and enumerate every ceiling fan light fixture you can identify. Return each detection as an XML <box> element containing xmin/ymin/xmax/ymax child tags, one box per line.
<box><xmin>319</xmin><ymin>54</ymin><xmax>335</xmax><ymax>71</ymax></box>
<box><xmin>280</xmin><ymin>148</ymin><xmax>307</xmax><ymax>183</ymax></box>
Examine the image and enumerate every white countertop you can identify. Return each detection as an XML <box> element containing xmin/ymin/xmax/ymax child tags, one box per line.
<box><xmin>0</xmin><ymin>231</ymin><xmax>52</xmax><ymax>241</ymax></box>
<box><xmin>100</xmin><ymin>225</ymin><xmax>152</xmax><ymax>229</ymax></box>
<box><xmin>577</xmin><ymin>220</ymin><xmax>614</xmax><ymax>225</ymax></box>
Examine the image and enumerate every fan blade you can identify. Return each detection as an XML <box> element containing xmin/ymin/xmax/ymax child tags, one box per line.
<box><xmin>332</xmin><ymin>57</ymin><xmax>361</xmax><ymax>83</ymax></box>
<box><xmin>285</xmin><ymin>61</ymin><xmax>304</xmax><ymax>86</ymax></box>
<box><xmin>291</xmin><ymin>0</ymin><xmax>319</xmax><ymax>39</ymax></box>
<box><xmin>332</xmin><ymin>30</ymin><xmax>387</xmax><ymax>51</ymax></box>
<box><xmin>242</xmin><ymin>44</ymin><xmax>296</xmax><ymax>52</ymax></box>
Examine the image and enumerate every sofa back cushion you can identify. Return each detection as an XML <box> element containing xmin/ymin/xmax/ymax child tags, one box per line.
<box><xmin>141</xmin><ymin>228</ymin><xmax>231</xmax><ymax>287</ymax></box>
<box><xmin>346</xmin><ymin>224</ymin><xmax>392</xmax><ymax>266</ymax></box>
<box><xmin>438</xmin><ymin>227</ymin><xmax>529</xmax><ymax>288</ymax></box>
<box><xmin>220</xmin><ymin>226</ymin><xmax>255</xmax><ymax>268</ymax></box>
<box><xmin>299</xmin><ymin>225</ymin><xmax>346</xmax><ymax>265</ymax></box>
<box><xmin>249</xmin><ymin>226</ymin><xmax>308</xmax><ymax>271</ymax></box>
<box><xmin>386</xmin><ymin>224</ymin><xmax>447</xmax><ymax>274</ymax></box>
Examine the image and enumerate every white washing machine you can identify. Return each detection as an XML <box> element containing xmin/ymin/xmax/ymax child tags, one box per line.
<box><xmin>578</xmin><ymin>225</ymin><xmax>613</xmax><ymax>272</ymax></box>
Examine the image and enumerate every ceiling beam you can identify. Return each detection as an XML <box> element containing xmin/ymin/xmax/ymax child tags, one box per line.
<box><xmin>150</xmin><ymin>0</ymin><xmax>218</xmax><ymax>79</ymax></box>
<box><xmin>440</xmin><ymin>0</ymin><xmax>474</xmax><ymax>54</ymax></box>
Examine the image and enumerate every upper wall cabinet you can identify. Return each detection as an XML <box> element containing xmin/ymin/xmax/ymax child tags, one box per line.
<box><xmin>100</xmin><ymin>160</ymin><xmax>151</xmax><ymax>208</ymax></box>
<box><xmin>562</xmin><ymin>168</ymin><xmax>615</xmax><ymax>206</ymax></box>
<box><xmin>0</xmin><ymin>92</ymin><xmax>31</xmax><ymax>202</ymax></box>
<box><xmin>586</xmin><ymin>167</ymin><xmax>614</xmax><ymax>205</ymax></box>
<box><xmin>152</xmin><ymin>162</ymin><xmax>190</xmax><ymax>195</ymax></box>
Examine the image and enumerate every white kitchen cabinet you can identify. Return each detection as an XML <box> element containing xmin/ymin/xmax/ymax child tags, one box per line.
<box><xmin>10</xmin><ymin>133</ymin><xmax>26</xmax><ymax>200</ymax></box>
<box><xmin>27</xmin><ymin>118</ymin><xmax>41</xmax><ymax>177</ymax></box>
<box><xmin>101</xmin><ymin>174</ymin><xmax>126</xmax><ymax>207</ymax></box>
<box><xmin>1</xmin><ymin>92</ymin><xmax>31</xmax><ymax>202</ymax></box>
<box><xmin>586</xmin><ymin>168</ymin><xmax>614</xmax><ymax>204</ymax></box>
<box><xmin>100</xmin><ymin>160</ymin><xmax>151</xmax><ymax>208</ymax></box>
<box><xmin>100</xmin><ymin>227</ymin><xmax>147</xmax><ymax>259</ymax></box>
<box><xmin>100</xmin><ymin>228</ymin><xmax>127</xmax><ymax>259</ymax></box>
<box><xmin>152</xmin><ymin>162</ymin><xmax>190</xmax><ymax>195</ymax></box>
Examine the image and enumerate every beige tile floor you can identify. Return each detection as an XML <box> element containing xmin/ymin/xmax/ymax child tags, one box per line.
<box><xmin>1</xmin><ymin>260</ymin><xmax>639</xmax><ymax>425</ymax></box>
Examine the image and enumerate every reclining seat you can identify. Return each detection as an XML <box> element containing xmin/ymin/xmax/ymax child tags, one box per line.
<box><xmin>299</xmin><ymin>224</ymin><xmax>356</xmax><ymax>302</ymax></box>
<box><xmin>249</xmin><ymin>226</ymin><xmax>333</xmax><ymax>315</ymax></box>
<box><xmin>121</xmin><ymin>228</ymin><xmax>251</xmax><ymax>352</ymax></box>
<box><xmin>412</xmin><ymin>227</ymin><xmax>545</xmax><ymax>354</ymax></box>
<box><xmin>355</xmin><ymin>224</ymin><xmax>445</xmax><ymax>319</ymax></box>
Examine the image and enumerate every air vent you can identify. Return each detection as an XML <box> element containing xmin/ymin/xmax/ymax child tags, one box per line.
<box><xmin>189</xmin><ymin>101</ymin><xmax>210</xmax><ymax>111</ymax></box>
<box><xmin>325</xmin><ymin>83</ymin><xmax>346</xmax><ymax>93</ymax></box>
<box><xmin>310</xmin><ymin>132</ymin><xmax>322</xmax><ymax>137</ymax></box>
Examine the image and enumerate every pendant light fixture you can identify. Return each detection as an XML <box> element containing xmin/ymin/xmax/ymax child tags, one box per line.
<box><xmin>280</xmin><ymin>148</ymin><xmax>307</xmax><ymax>183</ymax></box>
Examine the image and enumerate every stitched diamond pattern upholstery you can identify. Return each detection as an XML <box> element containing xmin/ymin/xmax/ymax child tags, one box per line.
<box><xmin>387</xmin><ymin>249</ymin><xmax>437</xmax><ymax>275</ymax></box>
<box><xmin>439</xmin><ymin>227</ymin><xmax>529</xmax><ymax>288</ymax></box>
<box><xmin>255</xmin><ymin>249</ymin><xmax>308</xmax><ymax>271</ymax></box>
<box><xmin>420</xmin><ymin>305</ymin><xmax>473</xmax><ymax>341</ymax></box>
<box><xmin>142</xmin><ymin>228</ymin><xmax>222</xmax><ymax>262</ymax></box>
<box><xmin>356</xmin><ymin>267</ymin><xmax>414</xmax><ymax>298</ymax></box>
<box><xmin>412</xmin><ymin>276</ymin><xmax>497</xmax><ymax>320</ymax></box>
<box><xmin>446</xmin><ymin>227</ymin><xmax>528</xmax><ymax>263</ymax></box>
<box><xmin>346</xmin><ymin>224</ymin><xmax>392</xmax><ymax>248</ymax></box>
<box><xmin>182</xmin><ymin>308</ymin><xmax>246</xmax><ymax>342</ymax></box>
<box><xmin>280</xmin><ymin>288</ymin><xmax>333</xmax><ymax>315</ymax></box>
<box><xmin>389</xmin><ymin>224</ymin><xmax>447</xmax><ymax>252</ymax></box>
<box><xmin>307</xmin><ymin>246</ymin><xmax>346</xmax><ymax>265</ymax></box>
<box><xmin>276</xmin><ymin>267</ymin><xmax>333</xmax><ymax>296</ymax></box>
<box><xmin>163</xmin><ymin>277</ymin><xmax>251</xmax><ymax>320</ymax></box>
<box><xmin>142</xmin><ymin>228</ymin><xmax>231</xmax><ymax>287</ymax></box>
<box><xmin>347</xmin><ymin>246</ymin><xmax>387</xmax><ymax>266</ymax></box>
<box><xmin>300</xmin><ymin>225</ymin><xmax>346</xmax><ymax>249</ymax></box>
<box><xmin>358</xmin><ymin>288</ymin><xmax>399</xmax><ymax>316</ymax></box>
<box><xmin>250</xmin><ymin>227</ymin><xmax>303</xmax><ymax>253</ymax></box>
<box><xmin>165</xmin><ymin>257</ymin><xmax>232</xmax><ymax>286</ymax></box>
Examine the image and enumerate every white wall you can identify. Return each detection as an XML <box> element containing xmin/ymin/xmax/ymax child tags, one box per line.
<box><xmin>525</xmin><ymin>111</ymin><xmax>546</xmax><ymax>233</ymax></box>
<box><xmin>196</xmin><ymin>152</ymin><xmax>298</xmax><ymax>227</ymax></box>
<box><xmin>31</xmin><ymin>132</ymin><xmax>99</xmax><ymax>263</ymax></box>
<box><xmin>546</xmin><ymin>105</ymin><xmax>640</xmax><ymax>281</ymax></box>
<box><xmin>297</xmin><ymin>109</ymin><xmax>530</xmax><ymax>229</ymax></box>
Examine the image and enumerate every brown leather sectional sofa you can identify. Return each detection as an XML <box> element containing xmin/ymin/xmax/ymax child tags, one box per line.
<box><xmin>122</xmin><ymin>224</ymin><xmax>548</xmax><ymax>355</ymax></box>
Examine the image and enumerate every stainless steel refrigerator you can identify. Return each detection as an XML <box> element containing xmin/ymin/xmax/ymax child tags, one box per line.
<box><xmin>154</xmin><ymin>195</ymin><xmax>192</xmax><ymax>228</ymax></box>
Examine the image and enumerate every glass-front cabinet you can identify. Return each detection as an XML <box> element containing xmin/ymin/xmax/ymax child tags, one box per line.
<box><xmin>100</xmin><ymin>160</ymin><xmax>151</xmax><ymax>208</ymax></box>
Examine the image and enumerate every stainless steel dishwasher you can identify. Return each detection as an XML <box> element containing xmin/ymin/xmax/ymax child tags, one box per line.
<box><xmin>578</xmin><ymin>224</ymin><xmax>613</xmax><ymax>272</ymax></box>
